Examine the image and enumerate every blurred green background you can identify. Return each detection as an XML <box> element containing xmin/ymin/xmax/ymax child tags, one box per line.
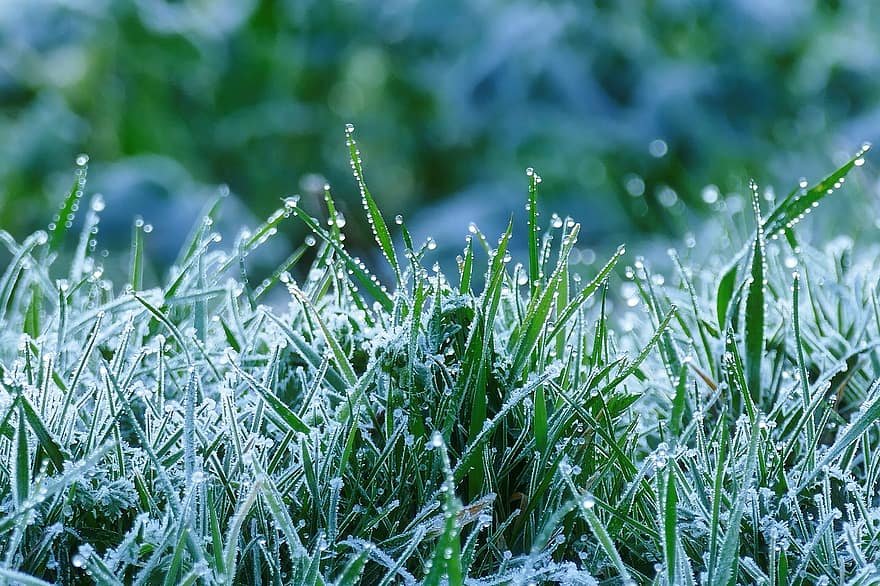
<box><xmin>1</xmin><ymin>0</ymin><xmax>879</xmax><ymax>265</ymax></box>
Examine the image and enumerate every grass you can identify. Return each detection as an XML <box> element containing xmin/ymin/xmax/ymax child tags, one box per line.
<box><xmin>0</xmin><ymin>128</ymin><xmax>877</xmax><ymax>585</ymax></box>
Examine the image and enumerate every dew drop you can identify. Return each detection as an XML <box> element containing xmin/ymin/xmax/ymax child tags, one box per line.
<box><xmin>701</xmin><ymin>185</ymin><xmax>719</xmax><ymax>204</ymax></box>
<box><xmin>649</xmin><ymin>138</ymin><xmax>668</xmax><ymax>158</ymax></box>
<box><xmin>431</xmin><ymin>431</ymin><xmax>443</xmax><ymax>448</ymax></box>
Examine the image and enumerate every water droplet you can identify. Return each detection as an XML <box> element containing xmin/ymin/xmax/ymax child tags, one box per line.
<box><xmin>625</xmin><ymin>175</ymin><xmax>645</xmax><ymax>197</ymax></box>
<box><xmin>431</xmin><ymin>432</ymin><xmax>443</xmax><ymax>448</ymax></box>
<box><xmin>649</xmin><ymin>138</ymin><xmax>668</xmax><ymax>158</ymax></box>
<box><xmin>75</xmin><ymin>154</ymin><xmax>89</xmax><ymax>166</ymax></box>
<box><xmin>658</xmin><ymin>186</ymin><xmax>678</xmax><ymax>207</ymax></box>
<box><xmin>394</xmin><ymin>214</ymin><xmax>403</xmax><ymax>225</ymax></box>
<box><xmin>701</xmin><ymin>185</ymin><xmax>719</xmax><ymax>204</ymax></box>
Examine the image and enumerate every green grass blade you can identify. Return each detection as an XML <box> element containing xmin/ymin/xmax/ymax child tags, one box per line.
<box><xmin>547</xmin><ymin>243</ymin><xmax>625</xmax><ymax>341</ymax></box>
<box><xmin>335</xmin><ymin>548</ymin><xmax>370</xmax><ymax>586</ymax></box>
<box><xmin>14</xmin><ymin>404</ymin><xmax>29</xmax><ymax>508</ymax></box>
<box><xmin>744</xmin><ymin>180</ymin><xmax>766</xmax><ymax>404</ymax></box>
<box><xmin>47</xmin><ymin>155</ymin><xmax>88</xmax><ymax>253</ymax></box>
<box><xmin>23</xmin><ymin>283</ymin><xmax>41</xmax><ymax>338</ymax></box>
<box><xmin>459</xmin><ymin>235</ymin><xmax>474</xmax><ymax>294</ymax></box>
<box><xmin>716</xmin><ymin>259</ymin><xmax>739</xmax><ymax>331</ymax></box>
<box><xmin>664</xmin><ymin>467</ymin><xmax>678</xmax><ymax>586</ymax></box>
<box><xmin>18</xmin><ymin>394</ymin><xmax>67</xmax><ymax>471</ymax></box>
<box><xmin>424</xmin><ymin>433</ymin><xmax>463</xmax><ymax>586</ymax></box>
<box><xmin>224</xmin><ymin>477</ymin><xmax>263</xmax><ymax>586</ymax></box>
<box><xmin>286</xmin><ymin>283</ymin><xmax>357</xmax><ymax>387</ymax></box>
<box><xmin>580</xmin><ymin>498</ymin><xmax>631</xmax><ymax>583</ymax></box>
<box><xmin>345</xmin><ymin>125</ymin><xmax>401</xmax><ymax>284</ymax></box>
<box><xmin>130</xmin><ymin>217</ymin><xmax>146</xmax><ymax>291</ymax></box>
<box><xmin>763</xmin><ymin>143</ymin><xmax>870</xmax><ymax>238</ymax></box>
<box><xmin>534</xmin><ymin>382</ymin><xmax>547</xmax><ymax>454</ymax></box>
<box><xmin>527</xmin><ymin>167</ymin><xmax>540</xmax><ymax>289</ymax></box>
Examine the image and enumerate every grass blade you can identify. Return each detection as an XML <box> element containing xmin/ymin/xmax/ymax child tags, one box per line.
<box><xmin>47</xmin><ymin>155</ymin><xmax>88</xmax><ymax>253</ymax></box>
<box><xmin>744</xmin><ymin>180</ymin><xmax>766</xmax><ymax>404</ymax></box>
<box><xmin>345</xmin><ymin>125</ymin><xmax>401</xmax><ymax>284</ymax></box>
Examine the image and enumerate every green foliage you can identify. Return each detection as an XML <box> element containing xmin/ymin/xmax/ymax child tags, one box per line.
<box><xmin>4</xmin><ymin>1</ymin><xmax>880</xmax><ymax>244</ymax></box>
<box><xmin>0</xmin><ymin>132</ymin><xmax>877</xmax><ymax>585</ymax></box>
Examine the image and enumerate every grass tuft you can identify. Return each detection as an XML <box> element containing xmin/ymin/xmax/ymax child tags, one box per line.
<box><xmin>0</xmin><ymin>129</ymin><xmax>876</xmax><ymax>584</ymax></box>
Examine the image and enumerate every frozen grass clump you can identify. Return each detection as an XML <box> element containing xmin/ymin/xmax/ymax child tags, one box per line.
<box><xmin>0</xmin><ymin>127</ymin><xmax>877</xmax><ymax>584</ymax></box>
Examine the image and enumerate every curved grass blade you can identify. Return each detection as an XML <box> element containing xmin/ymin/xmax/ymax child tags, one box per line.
<box><xmin>286</xmin><ymin>283</ymin><xmax>357</xmax><ymax>387</ymax></box>
<box><xmin>345</xmin><ymin>125</ymin><xmax>401</xmax><ymax>284</ymax></box>
<box><xmin>224</xmin><ymin>477</ymin><xmax>264</xmax><ymax>586</ymax></box>
<box><xmin>48</xmin><ymin>155</ymin><xmax>88</xmax><ymax>253</ymax></box>
<box><xmin>335</xmin><ymin>549</ymin><xmax>370</xmax><ymax>586</ymax></box>
<box><xmin>763</xmin><ymin>144</ymin><xmax>871</xmax><ymax>238</ymax></box>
